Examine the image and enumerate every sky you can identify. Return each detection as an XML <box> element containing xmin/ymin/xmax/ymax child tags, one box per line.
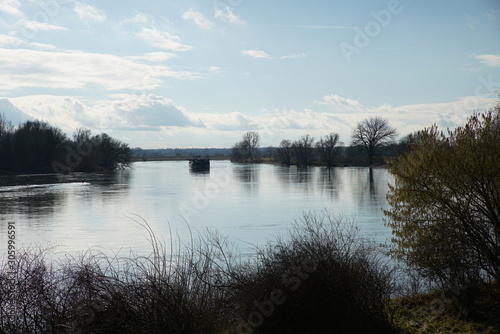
<box><xmin>0</xmin><ymin>0</ymin><xmax>499</xmax><ymax>149</ymax></box>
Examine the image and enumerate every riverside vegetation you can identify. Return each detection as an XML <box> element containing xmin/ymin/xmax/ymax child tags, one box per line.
<box><xmin>1</xmin><ymin>101</ymin><xmax>499</xmax><ymax>333</ymax></box>
<box><xmin>0</xmin><ymin>116</ymin><xmax>131</xmax><ymax>173</ymax></box>
<box><xmin>230</xmin><ymin>116</ymin><xmax>399</xmax><ymax>166</ymax></box>
<box><xmin>1</xmin><ymin>211</ymin><xmax>498</xmax><ymax>333</ymax></box>
<box><xmin>0</xmin><ymin>212</ymin><xmax>396</xmax><ymax>334</ymax></box>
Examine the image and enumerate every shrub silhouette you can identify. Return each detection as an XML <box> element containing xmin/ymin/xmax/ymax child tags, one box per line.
<box><xmin>226</xmin><ymin>211</ymin><xmax>395</xmax><ymax>334</ymax></box>
<box><xmin>0</xmin><ymin>212</ymin><xmax>396</xmax><ymax>333</ymax></box>
<box><xmin>0</xmin><ymin>219</ymin><xmax>228</xmax><ymax>334</ymax></box>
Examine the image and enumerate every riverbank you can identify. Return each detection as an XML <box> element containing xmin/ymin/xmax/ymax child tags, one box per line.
<box><xmin>131</xmin><ymin>155</ymin><xmax>230</xmax><ymax>162</ymax></box>
<box><xmin>2</xmin><ymin>249</ymin><xmax>498</xmax><ymax>334</ymax></box>
<box><xmin>391</xmin><ymin>284</ymin><xmax>499</xmax><ymax>333</ymax></box>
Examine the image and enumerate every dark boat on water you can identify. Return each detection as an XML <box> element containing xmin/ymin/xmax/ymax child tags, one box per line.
<box><xmin>189</xmin><ymin>156</ymin><xmax>210</xmax><ymax>171</ymax></box>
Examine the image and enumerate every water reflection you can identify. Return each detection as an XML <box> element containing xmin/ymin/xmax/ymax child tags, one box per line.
<box><xmin>275</xmin><ymin>165</ymin><xmax>293</xmax><ymax>186</ymax></box>
<box><xmin>91</xmin><ymin>170</ymin><xmax>132</xmax><ymax>201</ymax></box>
<box><xmin>1</xmin><ymin>161</ymin><xmax>394</xmax><ymax>257</ymax></box>
<box><xmin>275</xmin><ymin>165</ymin><xmax>314</xmax><ymax>187</ymax></box>
<box><xmin>189</xmin><ymin>166</ymin><xmax>210</xmax><ymax>175</ymax></box>
<box><xmin>369</xmin><ymin>168</ymin><xmax>375</xmax><ymax>197</ymax></box>
<box><xmin>371</xmin><ymin>168</ymin><xmax>392</xmax><ymax>206</ymax></box>
<box><xmin>341</xmin><ymin>167</ymin><xmax>390</xmax><ymax>218</ymax></box>
<box><xmin>0</xmin><ymin>184</ymin><xmax>62</xmax><ymax>218</ymax></box>
<box><xmin>292</xmin><ymin>166</ymin><xmax>313</xmax><ymax>184</ymax></box>
<box><xmin>0</xmin><ymin>171</ymin><xmax>132</xmax><ymax>219</ymax></box>
<box><xmin>233</xmin><ymin>164</ymin><xmax>259</xmax><ymax>193</ymax></box>
<box><xmin>318</xmin><ymin>167</ymin><xmax>339</xmax><ymax>199</ymax></box>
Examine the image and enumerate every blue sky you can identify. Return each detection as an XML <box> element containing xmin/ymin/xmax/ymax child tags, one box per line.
<box><xmin>0</xmin><ymin>0</ymin><xmax>499</xmax><ymax>148</ymax></box>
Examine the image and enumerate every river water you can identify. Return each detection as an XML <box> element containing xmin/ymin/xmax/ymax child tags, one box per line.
<box><xmin>0</xmin><ymin>161</ymin><xmax>394</xmax><ymax>258</ymax></box>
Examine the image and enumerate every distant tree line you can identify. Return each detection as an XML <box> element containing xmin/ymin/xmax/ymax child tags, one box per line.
<box><xmin>131</xmin><ymin>147</ymin><xmax>232</xmax><ymax>159</ymax></box>
<box><xmin>0</xmin><ymin>114</ymin><xmax>131</xmax><ymax>173</ymax></box>
<box><xmin>231</xmin><ymin>117</ymin><xmax>399</xmax><ymax>166</ymax></box>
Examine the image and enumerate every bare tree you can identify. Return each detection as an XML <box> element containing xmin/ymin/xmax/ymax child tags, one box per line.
<box><xmin>316</xmin><ymin>133</ymin><xmax>342</xmax><ymax>167</ymax></box>
<box><xmin>293</xmin><ymin>134</ymin><xmax>315</xmax><ymax>166</ymax></box>
<box><xmin>351</xmin><ymin>117</ymin><xmax>397</xmax><ymax>165</ymax></box>
<box><xmin>231</xmin><ymin>141</ymin><xmax>246</xmax><ymax>162</ymax></box>
<box><xmin>276</xmin><ymin>139</ymin><xmax>293</xmax><ymax>165</ymax></box>
<box><xmin>242</xmin><ymin>131</ymin><xmax>260</xmax><ymax>160</ymax></box>
<box><xmin>73</xmin><ymin>128</ymin><xmax>92</xmax><ymax>145</ymax></box>
<box><xmin>231</xmin><ymin>131</ymin><xmax>261</xmax><ymax>162</ymax></box>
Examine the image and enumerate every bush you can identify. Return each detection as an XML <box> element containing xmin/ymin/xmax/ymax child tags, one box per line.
<box><xmin>0</xmin><ymin>218</ymin><xmax>228</xmax><ymax>334</ymax></box>
<box><xmin>226</xmin><ymin>211</ymin><xmax>396</xmax><ymax>334</ymax></box>
<box><xmin>385</xmin><ymin>106</ymin><xmax>500</xmax><ymax>288</ymax></box>
<box><xmin>0</xmin><ymin>212</ymin><xmax>397</xmax><ymax>333</ymax></box>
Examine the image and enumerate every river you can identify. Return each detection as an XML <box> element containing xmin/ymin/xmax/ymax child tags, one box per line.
<box><xmin>0</xmin><ymin>161</ymin><xmax>394</xmax><ymax>258</ymax></box>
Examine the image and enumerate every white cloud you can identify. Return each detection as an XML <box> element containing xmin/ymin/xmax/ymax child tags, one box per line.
<box><xmin>0</xmin><ymin>98</ymin><xmax>30</xmax><ymax>125</ymax></box>
<box><xmin>8</xmin><ymin>95</ymin><xmax>87</xmax><ymax>130</ymax></box>
<box><xmin>0</xmin><ymin>48</ymin><xmax>201</xmax><ymax>92</ymax></box>
<box><xmin>208</xmin><ymin>66</ymin><xmax>221</xmax><ymax>73</ymax></box>
<box><xmin>214</xmin><ymin>7</ymin><xmax>245</xmax><ymax>25</ymax></box>
<box><xmin>117</xmin><ymin>11</ymin><xmax>153</xmax><ymax>28</ymax></box>
<box><xmin>242</xmin><ymin>49</ymin><xmax>307</xmax><ymax>60</ymax></box>
<box><xmin>136</xmin><ymin>27</ymin><xmax>192</xmax><ymax>52</ymax></box>
<box><xmin>127</xmin><ymin>52</ymin><xmax>177</xmax><ymax>63</ymax></box>
<box><xmin>10</xmin><ymin>94</ymin><xmax>203</xmax><ymax>133</ymax></box>
<box><xmin>0</xmin><ymin>33</ymin><xmax>56</xmax><ymax>50</ymax></box>
<box><xmin>318</xmin><ymin>94</ymin><xmax>367</xmax><ymax>112</ymax></box>
<box><xmin>182</xmin><ymin>9</ymin><xmax>213</xmax><ymax>30</ymax></box>
<box><xmin>28</xmin><ymin>42</ymin><xmax>56</xmax><ymax>50</ymax></box>
<box><xmin>6</xmin><ymin>93</ymin><xmax>497</xmax><ymax>149</ymax></box>
<box><xmin>473</xmin><ymin>54</ymin><xmax>500</xmax><ymax>67</ymax></box>
<box><xmin>317</xmin><ymin>95</ymin><xmax>496</xmax><ymax>141</ymax></box>
<box><xmin>270</xmin><ymin>24</ymin><xmax>361</xmax><ymax>29</ymax></box>
<box><xmin>0</xmin><ymin>0</ymin><xmax>23</xmax><ymax>17</ymax></box>
<box><xmin>242</xmin><ymin>49</ymin><xmax>271</xmax><ymax>59</ymax></box>
<box><xmin>280</xmin><ymin>52</ymin><xmax>308</xmax><ymax>59</ymax></box>
<box><xmin>196</xmin><ymin>112</ymin><xmax>257</xmax><ymax>131</ymax></box>
<box><xmin>73</xmin><ymin>1</ymin><xmax>106</xmax><ymax>22</ymax></box>
<box><xmin>16</xmin><ymin>19</ymin><xmax>67</xmax><ymax>31</ymax></box>
<box><xmin>0</xmin><ymin>33</ymin><xmax>23</xmax><ymax>47</ymax></box>
<box><xmin>129</xmin><ymin>12</ymin><xmax>150</xmax><ymax>24</ymax></box>
<box><xmin>99</xmin><ymin>94</ymin><xmax>202</xmax><ymax>128</ymax></box>
<box><xmin>389</xmin><ymin>97</ymin><xmax>495</xmax><ymax>133</ymax></box>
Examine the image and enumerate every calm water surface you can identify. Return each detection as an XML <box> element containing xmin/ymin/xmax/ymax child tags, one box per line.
<box><xmin>0</xmin><ymin>161</ymin><xmax>394</xmax><ymax>257</ymax></box>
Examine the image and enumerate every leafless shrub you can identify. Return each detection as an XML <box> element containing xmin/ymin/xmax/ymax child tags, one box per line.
<box><xmin>0</xmin><ymin>217</ymin><xmax>230</xmax><ymax>334</ymax></box>
<box><xmin>225</xmin><ymin>210</ymin><xmax>397</xmax><ymax>334</ymax></box>
<box><xmin>1</xmin><ymin>211</ymin><xmax>398</xmax><ymax>333</ymax></box>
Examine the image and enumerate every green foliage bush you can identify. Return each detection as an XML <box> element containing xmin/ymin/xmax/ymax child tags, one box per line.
<box><xmin>385</xmin><ymin>105</ymin><xmax>500</xmax><ymax>288</ymax></box>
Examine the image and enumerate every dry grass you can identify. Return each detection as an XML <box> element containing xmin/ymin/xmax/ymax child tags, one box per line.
<box><xmin>390</xmin><ymin>283</ymin><xmax>500</xmax><ymax>334</ymax></box>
